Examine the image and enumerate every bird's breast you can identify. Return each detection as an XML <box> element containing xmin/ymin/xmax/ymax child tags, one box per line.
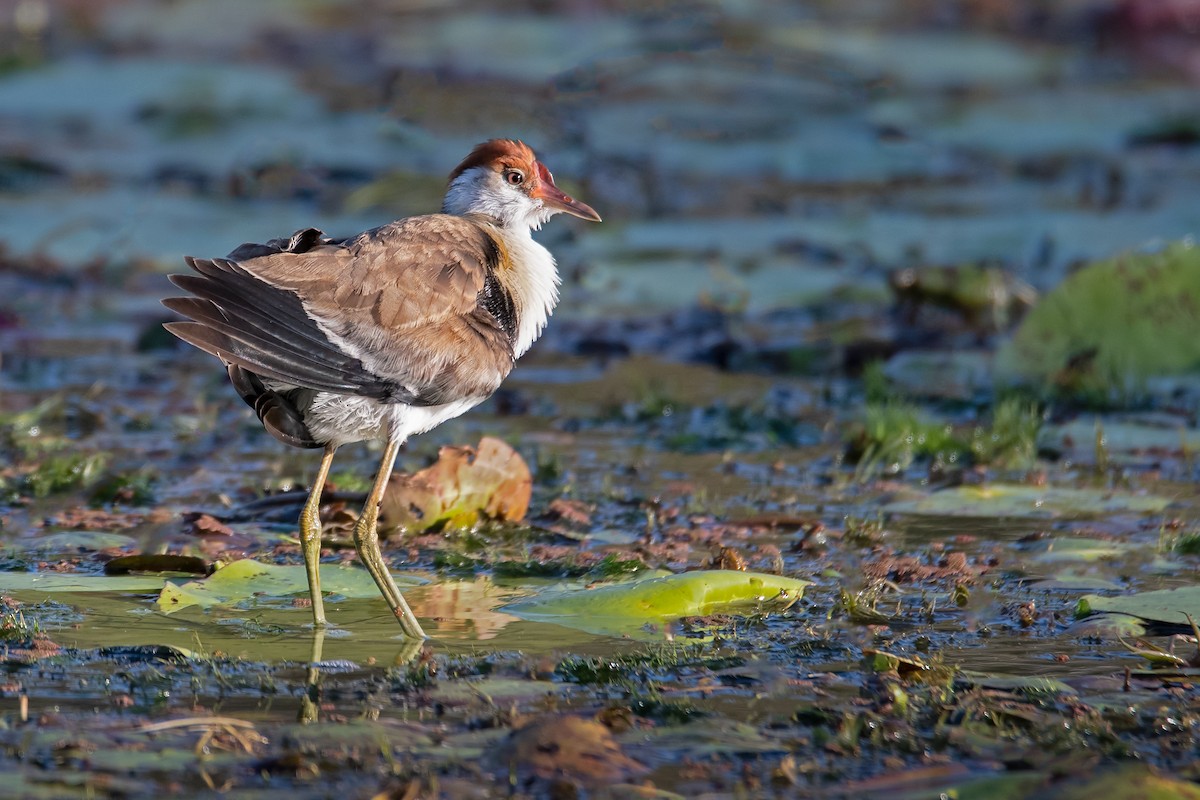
<box><xmin>489</xmin><ymin>230</ymin><xmax>560</xmax><ymax>358</ymax></box>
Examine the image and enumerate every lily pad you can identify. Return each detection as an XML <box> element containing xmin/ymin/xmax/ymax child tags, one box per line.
<box><xmin>886</xmin><ymin>484</ymin><xmax>1171</xmax><ymax>519</ymax></box>
<box><xmin>1027</xmin><ymin>537</ymin><xmax>1129</xmax><ymax>564</ymax></box>
<box><xmin>0</xmin><ymin>571</ymin><xmax>168</xmax><ymax>594</ymax></box>
<box><xmin>1076</xmin><ymin>586</ymin><xmax>1200</xmax><ymax>628</ymax></box>
<box><xmin>1024</xmin><ymin>571</ymin><xmax>1123</xmax><ymax>591</ymax></box>
<box><xmin>156</xmin><ymin>559</ymin><xmax>426</xmax><ymax>614</ymax></box>
<box><xmin>24</xmin><ymin>531</ymin><xmax>138</xmax><ymax>552</ymax></box>
<box><xmin>503</xmin><ymin>570</ymin><xmax>808</xmax><ymax>636</ymax></box>
<box><xmin>380</xmin><ymin>436</ymin><xmax>532</xmax><ymax>533</ymax></box>
<box><xmin>1069</xmin><ymin>614</ymin><xmax>1146</xmax><ymax>639</ymax></box>
<box><xmin>1042</xmin><ymin>418</ymin><xmax>1200</xmax><ymax>463</ymax></box>
<box><xmin>957</xmin><ymin>671</ymin><xmax>1074</xmax><ymax>695</ymax></box>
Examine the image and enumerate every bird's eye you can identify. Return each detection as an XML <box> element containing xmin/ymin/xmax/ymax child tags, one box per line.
<box><xmin>504</xmin><ymin>170</ymin><xmax>525</xmax><ymax>186</ymax></box>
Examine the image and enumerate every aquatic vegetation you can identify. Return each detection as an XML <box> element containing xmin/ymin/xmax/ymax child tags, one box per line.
<box><xmin>847</xmin><ymin>396</ymin><xmax>1041</xmax><ymax>478</ymax></box>
<box><xmin>996</xmin><ymin>241</ymin><xmax>1200</xmax><ymax>402</ymax></box>
<box><xmin>23</xmin><ymin>451</ymin><xmax>107</xmax><ymax>498</ymax></box>
<box><xmin>156</xmin><ymin>559</ymin><xmax>426</xmax><ymax>614</ymax></box>
<box><xmin>1077</xmin><ymin>586</ymin><xmax>1200</xmax><ymax>629</ymax></box>
<box><xmin>849</xmin><ymin>401</ymin><xmax>962</xmax><ymax>477</ymax></box>
<box><xmin>887</xmin><ymin>483</ymin><xmax>1171</xmax><ymax>518</ymax></box>
<box><xmin>89</xmin><ymin>469</ymin><xmax>157</xmax><ymax>507</ymax></box>
<box><xmin>889</xmin><ymin>263</ymin><xmax>1037</xmax><ymax>332</ymax></box>
<box><xmin>504</xmin><ymin>570</ymin><xmax>808</xmax><ymax>636</ymax></box>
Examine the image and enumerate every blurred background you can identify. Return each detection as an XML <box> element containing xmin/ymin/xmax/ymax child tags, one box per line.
<box><xmin>0</xmin><ymin>0</ymin><xmax>1198</xmax><ymax>487</ymax></box>
<box><xmin>1</xmin><ymin>0</ymin><xmax>1196</xmax><ymax>311</ymax></box>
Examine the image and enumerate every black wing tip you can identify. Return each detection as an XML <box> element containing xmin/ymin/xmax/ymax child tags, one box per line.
<box><xmin>162</xmin><ymin>296</ymin><xmax>199</xmax><ymax>314</ymax></box>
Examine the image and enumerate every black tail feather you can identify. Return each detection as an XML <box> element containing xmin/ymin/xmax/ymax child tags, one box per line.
<box><xmin>227</xmin><ymin>365</ymin><xmax>322</xmax><ymax>449</ymax></box>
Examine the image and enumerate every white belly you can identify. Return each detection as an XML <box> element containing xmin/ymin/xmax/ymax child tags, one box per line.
<box><xmin>302</xmin><ymin>393</ymin><xmax>486</xmax><ymax>447</ymax></box>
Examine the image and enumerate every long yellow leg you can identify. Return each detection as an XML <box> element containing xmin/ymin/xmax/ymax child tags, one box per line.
<box><xmin>354</xmin><ymin>439</ymin><xmax>426</xmax><ymax>639</ymax></box>
<box><xmin>299</xmin><ymin>444</ymin><xmax>337</xmax><ymax>627</ymax></box>
<box><xmin>299</xmin><ymin>626</ymin><xmax>327</xmax><ymax>724</ymax></box>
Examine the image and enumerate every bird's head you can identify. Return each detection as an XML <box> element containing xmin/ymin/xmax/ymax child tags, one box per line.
<box><xmin>443</xmin><ymin>139</ymin><xmax>601</xmax><ymax>230</ymax></box>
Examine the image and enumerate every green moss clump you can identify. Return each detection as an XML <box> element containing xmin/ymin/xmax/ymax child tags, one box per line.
<box><xmin>1174</xmin><ymin>533</ymin><xmax>1200</xmax><ymax>556</ymax></box>
<box><xmin>587</xmin><ymin>554</ymin><xmax>646</xmax><ymax>579</ymax></box>
<box><xmin>847</xmin><ymin>401</ymin><xmax>963</xmax><ymax>478</ymax></box>
<box><xmin>996</xmin><ymin>242</ymin><xmax>1200</xmax><ymax>402</ymax></box>
<box><xmin>89</xmin><ymin>470</ymin><xmax>156</xmax><ymax>507</ymax></box>
<box><xmin>25</xmin><ymin>453</ymin><xmax>107</xmax><ymax>498</ymax></box>
<box><xmin>431</xmin><ymin>552</ymin><xmax>482</xmax><ymax>574</ymax></box>
<box><xmin>846</xmin><ymin>382</ymin><xmax>1042</xmax><ymax>479</ymax></box>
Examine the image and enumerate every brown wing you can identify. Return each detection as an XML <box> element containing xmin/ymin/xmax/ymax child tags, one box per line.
<box><xmin>163</xmin><ymin>214</ymin><xmax>516</xmax><ymax>406</ymax></box>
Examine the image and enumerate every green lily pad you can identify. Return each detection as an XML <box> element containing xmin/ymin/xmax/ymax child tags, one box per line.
<box><xmin>0</xmin><ymin>571</ymin><xmax>168</xmax><ymax>594</ymax></box>
<box><xmin>1076</xmin><ymin>586</ymin><xmax>1200</xmax><ymax>628</ymax></box>
<box><xmin>1029</xmin><ymin>537</ymin><xmax>1129</xmax><ymax>564</ymax></box>
<box><xmin>1042</xmin><ymin>418</ymin><xmax>1200</xmax><ymax>463</ymax></box>
<box><xmin>1070</xmin><ymin>614</ymin><xmax>1146</xmax><ymax>639</ymax></box>
<box><xmin>957</xmin><ymin>671</ymin><xmax>1074</xmax><ymax>695</ymax></box>
<box><xmin>1024</xmin><ymin>571</ymin><xmax>1123</xmax><ymax>591</ymax></box>
<box><xmin>25</xmin><ymin>531</ymin><xmax>138</xmax><ymax>552</ymax></box>
<box><xmin>156</xmin><ymin>559</ymin><xmax>426</xmax><ymax>614</ymax></box>
<box><xmin>503</xmin><ymin>570</ymin><xmax>808</xmax><ymax>637</ymax></box>
<box><xmin>886</xmin><ymin>484</ymin><xmax>1171</xmax><ymax>519</ymax></box>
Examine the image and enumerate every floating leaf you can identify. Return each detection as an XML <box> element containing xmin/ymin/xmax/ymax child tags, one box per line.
<box><xmin>1024</xmin><ymin>571</ymin><xmax>1123</xmax><ymax>591</ymax></box>
<box><xmin>156</xmin><ymin>559</ymin><xmax>425</xmax><ymax>614</ymax></box>
<box><xmin>26</xmin><ymin>531</ymin><xmax>138</xmax><ymax>552</ymax></box>
<box><xmin>0</xmin><ymin>571</ymin><xmax>168</xmax><ymax>594</ymax></box>
<box><xmin>504</xmin><ymin>570</ymin><xmax>809</xmax><ymax>636</ymax></box>
<box><xmin>1042</xmin><ymin>418</ymin><xmax>1200</xmax><ymax>463</ymax></box>
<box><xmin>1076</xmin><ymin>586</ymin><xmax>1200</xmax><ymax>628</ymax></box>
<box><xmin>1028</xmin><ymin>537</ymin><xmax>1129</xmax><ymax>564</ymax></box>
<box><xmin>380</xmin><ymin>436</ymin><xmax>532</xmax><ymax>533</ymax></box>
<box><xmin>957</xmin><ymin>671</ymin><xmax>1074</xmax><ymax>695</ymax></box>
<box><xmin>886</xmin><ymin>484</ymin><xmax>1171</xmax><ymax>519</ymax></box>
<box><xmin>1070</xmin><ymin>614</ymin><xmax>1146</xmax><ymax>639</ymax></box>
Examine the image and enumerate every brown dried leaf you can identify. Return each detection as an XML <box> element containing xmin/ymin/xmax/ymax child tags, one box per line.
<box><xmin>704</xmin><ymin>545</ymin><xmax>747</xmax><ymax>571</ymax></box>
<box><xmin>183</xmin><ymin>513</ymin><xmax>235</xmax><ymax>537</ymax></box>
<box><xmin>544</xmin><ymin>498</ymin><xmax>594</xmax><ymax>526</ymax></box>
<box><xmin>380</xmin><ymin>437</ymin><xmax>531</xmax><ymax>534</ymax></box>
<box><xmin>489</xmin><ymin>715</ymin><xmax>646</xmax><ymax>783</ymax></box>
